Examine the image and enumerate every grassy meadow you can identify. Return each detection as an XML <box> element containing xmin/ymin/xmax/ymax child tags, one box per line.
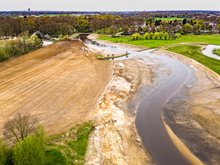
<box><xmin>46</xmin><ymin>122</ymin><xmax>93</xmax><ymax>165</ymax></box>
<box><xmin>99</xmin><ymin>34</ymin><xmax>220</xmax><ymax>49</ymax></box>
<box><xmin>213</xmin><ymin>49</ymin><xmax>220</xmax><ymax>56</ymax></box>
<box><xmin>167</xmin><ymin>45</ymin><xmax>220</xmax><ymax>74</ymax></box>
<box><xmin>99</xmin><ymin>34</ymin><xmax>220</xmax><ymax>74</ymax></box>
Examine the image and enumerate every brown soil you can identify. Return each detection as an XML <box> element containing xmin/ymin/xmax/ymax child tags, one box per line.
<box><xmin>0</xmin><ymin>41</ymin><xmax>112</xmax><ymax>135</ymax></box>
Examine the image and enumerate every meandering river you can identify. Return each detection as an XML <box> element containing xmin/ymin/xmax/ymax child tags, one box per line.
<box><xmin>85</xmin><ymin>37</ymin><xmax>195</xmax><ymax>165</ymax></box>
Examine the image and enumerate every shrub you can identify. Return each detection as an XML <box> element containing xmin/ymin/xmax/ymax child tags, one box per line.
<box><xmin>13</xmin><ymin>127</ymin><xmax>46</xmax><ymax>165</ymax></box>
<box><xmin>174</xmin><ymin>33</ymin><xmax>181</xmax><ymax>39</ymax></box>
<box><xmin>143</xmin><ymin>32</ymin><xmax>150</xmax><ymax>39</ymax></box>
<box><xmin>149</xmin><ymin>32</ymin><xmax>154</xmax><ymax>39</ymax></box>
<box><xmin>0</xmin><ymin>140</ymin><xmax>6</xmax><ymax>165</ymax></box>
<box><xmin>154</xmin><ymin>32</ymin><xmax>160</xmax><ymax>40</ymax></box>
<box><xmin>159</xmin><ymin>32</ymin><xmax>164</xmax><ymax>40</ymax></box>
<box><xmin>131</xmin><ymin>33</ymin><xmax>141</xmax><ymax>40</ymax></box>
<box><xmin>0</xmin><ymin>35</ymin><xmax>42</xmax><ymax>62</ymax></box>
<box><xmin>163</xmin><ymin>32</ymin><xmax>169</xmax><ymax>40</ymax></box>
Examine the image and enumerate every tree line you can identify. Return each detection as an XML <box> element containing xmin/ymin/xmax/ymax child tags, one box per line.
<box><xmin>0</xmin><ymin>15</ymin><xmax>121</xmax><ymax>37</ymax></box>
<box><xmin>1</xmin><ymin>15</ymin><xmax>219</xmax><ymax>39</ymax></box>
<box><xmin>0</xmin><ymin>33</ymin><xmax>42</xmax><ymax>62</ymax></box>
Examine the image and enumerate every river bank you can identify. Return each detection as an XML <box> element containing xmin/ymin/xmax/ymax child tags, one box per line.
<box><xmin>85</xmin><ymin>60</ymin><xmax>152</xmax><ymax>164</ymax></box>
<box><xmin>86</xmin><ymin>34</ymin><xmax>220</xmax><ymax>164</ymax></box>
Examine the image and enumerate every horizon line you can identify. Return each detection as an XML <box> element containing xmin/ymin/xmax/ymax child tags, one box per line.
<box><xmin>1</xmin><ymin>9</ymin><xmax>220</xmax><ymax>12</ymax></box>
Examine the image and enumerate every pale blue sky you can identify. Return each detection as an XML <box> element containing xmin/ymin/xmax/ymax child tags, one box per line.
<box><xmin>1</xmin><ymin>0</ymin><xmax>220</xmax><ymax>11</ymax></box>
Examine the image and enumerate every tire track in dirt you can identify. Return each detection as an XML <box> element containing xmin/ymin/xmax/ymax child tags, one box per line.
<box><xmin>0</xmin><ymin>41</ymin><xmax>112</xmax><ymax>135</ymax></box>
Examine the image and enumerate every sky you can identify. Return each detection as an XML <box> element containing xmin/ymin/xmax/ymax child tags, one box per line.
<box><xmin>1</xmin><ymin>0</ymin><xmax>220</xmax><ymax>11</ymax></box>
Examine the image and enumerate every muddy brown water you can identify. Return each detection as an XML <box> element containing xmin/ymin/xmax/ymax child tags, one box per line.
<box><xmin>86</xmin><ymin>39</ymin><xmax>196</xmax><ymax>165</ymax></box>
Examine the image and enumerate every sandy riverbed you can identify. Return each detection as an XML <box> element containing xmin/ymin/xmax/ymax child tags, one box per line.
<box><xmin>156</xmin><ymin>49</ymin><xmax>220</xmax><ymax>165</ymax></box>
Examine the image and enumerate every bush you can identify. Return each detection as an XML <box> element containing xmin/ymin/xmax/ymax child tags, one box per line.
<box><xmin>154</xmin><ymin>32</ymin><xmax>160</xmax><ymax>40</ymax></box>
<box><xmin>13</xmin><ymin>128</ymin><xmax>46</xmax><ymax>165</ymax></box>
<box><xmin>163</xmin><ymin>32</ymin><xmax>169</xmax><ymax>40</ymax></box>
<box><xmin>159</xmin><ymin>32</ymin><xmax>164</xmax><ymax>40</ymax></box>
<box><xmin>0</xmin><ymin>35</ymin><xmax>42</xmax><ymax>62</ymax></box>
<box><xmin>174</xmin><ymin>33</ymin><xmax>181</xmax><ymax>38</ymax></box>
<box><xmin>143</xmin><ymin>32</ymin><xmax>150</xmax><ymax>39</ymax></box>
<box><xmin>0</xmin><ymin>140</ymin><xmax>6</xmax><ymax>165</ymax></box>
<box><xmin>149</xmin><ymin>32</ymin><xmax>154</xmax><ymax>39</ymax></box>
<box><xmin>131</xmin><ymin>33</ymin><xmax>141</xmax><ymax>40</ymax></box>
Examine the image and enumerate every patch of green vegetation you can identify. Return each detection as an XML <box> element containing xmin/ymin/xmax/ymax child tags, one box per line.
<box><xmin>213</xmin><ymin>49</ymin><xmax>220</xmax><ymax>56</ymax></box>
<box><xmin>99</xmin><ymin>34</ymin><xmax>220</xmax><ymax>49</ymax></box>
<box><xmin>47</xmin><ymin>122</ymin><xmax>94</xmax><ymax>165</ymax></box>
<box><xmin>45</xmin><ymin>149</ymin><xmax>66</xmax><ymax>165</ymax></box>
<box><xmin>167</xmin><ymin>45</ymin><xmax>220</xmax><ymax>75</ymax></box>
<box><xmin>155</xmin><ymin>17</ymin><xmax>185</xmax><ymax>21</ymax></box>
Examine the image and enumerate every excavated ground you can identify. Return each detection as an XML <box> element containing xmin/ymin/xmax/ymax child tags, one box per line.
<box><xmin>0</xmin><ymin>41</ymin><xmax>112</xmax><ymax>135</ymax></box>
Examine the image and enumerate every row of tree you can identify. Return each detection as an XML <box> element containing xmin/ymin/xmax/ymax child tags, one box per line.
<box><xmin>0</xmin><ymin>15</ymin><xmax>120</xmax><ymax>37</ymax></box>
<box><xmin>1</xmin><ymin>15</ymin><xmax>220</xmax><ymax>40</ymax></box>
<box><xmin>131</xmin><ymin>32</ymin><xmax>181</xmax><ymax>40</ymax></box>
<box><xmin>0</xmin><ymin>33</ymin><xmax>42</xmax><ymax>62</ymax></box>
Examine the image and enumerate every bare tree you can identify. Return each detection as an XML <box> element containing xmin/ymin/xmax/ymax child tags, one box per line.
<box><xmin>3</xmin><ymin>113</ymin><xmax>38</xmax><ymax>143</ymax></box>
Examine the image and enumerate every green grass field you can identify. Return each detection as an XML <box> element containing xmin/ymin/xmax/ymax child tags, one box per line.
<box><xmin>167</xmin><ymin>45</ymin><xmax>220</xmax><ymax>74</ymax></box>
<box><xmin>213</xmin><ymin>49</ymin><xmax>220</xmax><ymax>56</ymax></box>
<box><xmin>99</xmin><ymin>34</ymin><xmax>220</xmax><ymax>74</ymax></box>
<box><xmin>99</xmin><ymin>35</ymin><xmax>220</xmax><ymax>49</ymax></box>
<box><xmin>46</xmin><ymin>122</ymin><xmax>94</xmax><ymax>165</ymax></box>
<box><xmin>155</xmin><ymin>17</ymin><xmax>185</xmax><ymax>21</ymax></box>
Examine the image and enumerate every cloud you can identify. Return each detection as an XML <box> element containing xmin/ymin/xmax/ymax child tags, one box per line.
<box><xmin>1</xmin><ymin>0</ymin><xmax>219</xmax><ymax>11</ymax></box>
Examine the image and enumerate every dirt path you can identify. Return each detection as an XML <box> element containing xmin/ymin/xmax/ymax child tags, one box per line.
<box><xmin>0</xmin><ymin>41</ymin><xmax>112</xmax><ymax>135</ymax></box>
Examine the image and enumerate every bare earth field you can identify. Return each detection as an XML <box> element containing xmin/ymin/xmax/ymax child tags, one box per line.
<box><xmin>0</xmin><ymin>41</ymin><xmax>112</xmax><ymax>135</ymax></box>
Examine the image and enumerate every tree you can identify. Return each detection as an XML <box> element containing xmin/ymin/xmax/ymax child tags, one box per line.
<box><xmin>13</xmin><ymin>128</ymin><xmax>45</xmax><ymax>165</ymax></box>
<box><xmin>149</xmin><ymin>32</ymin><xmax>154</xmax><ymax>39</ymax></box>
<box><xmin>183</xmin><ymin>23</ymin><xmax>193</xmax><ymax>34</ymax></box>
<box><xmin>217</xmin><ymin>24</ymin><xmax>220</xmax><ymax>33</ymax></box>
<box><xmin>159</xmin><ymin>32</ymin><xmax>164</xmax><ymax>40</ymax></box>
<box><xmin>174</xmin><ymin>33</ymin><xmax>181</xmax><ymax>39</ymax></box>
<box><xmin>144</xmin><ymin>32</ymin><xmax>150</xmax><ymax>39</ymax></box>
<box><xmin>131</xmin><ymin>33</ymin><xmax>141</xmax><ymax>40</ymax></box>
<box><xmin>3</xmin><ymin>113</ymin><xmax>38</xmax><ymax>144</ymax></box>
<box><xmin>153</xmin><ymin>32</ymin><xmax>160</xmax><ymax>40</ymax></box>
<box><xmin>163</xmin><ymin>32</ymin><xmax>169</xmax><ymax>40</ymax></box>
<box><xmin>193</xmin><ymin>23</ymin><xmax>201</xmax><ymax>35</ymax></box>
<box><xmin>0</xmin><ymin>140</ymin><xmax>6</xmax><ymax>165</ymax></box>
<box><xmin>29</xmin><ymin>34</ymin><xmax>42</xmax><ymax>49</ymax></box>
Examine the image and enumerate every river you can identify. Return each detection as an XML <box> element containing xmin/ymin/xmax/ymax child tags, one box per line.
<box><xmin>85</xmin><ymin>38</ymin><xmax>195</xmax><ymax>165</ymax></box>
